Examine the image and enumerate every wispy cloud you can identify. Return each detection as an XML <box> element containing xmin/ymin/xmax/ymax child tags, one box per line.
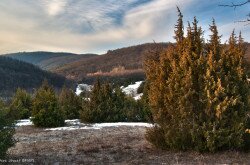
<box><xmin>0</xmin><ymin>0</ymin><xmax>249</xmax><ymax>54</ymax></box>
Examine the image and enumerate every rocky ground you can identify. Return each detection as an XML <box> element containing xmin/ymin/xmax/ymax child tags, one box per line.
<box><xmin>6</xmin><ymin>123</ymin><xmax>250</xmax><ymax>165</ymax></box>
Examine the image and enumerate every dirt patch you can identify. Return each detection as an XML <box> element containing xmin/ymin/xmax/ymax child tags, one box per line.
<box><xmin>7</xmin><ymin>125</ymin><xmax>250</xmax><ymax>164</ymax></box>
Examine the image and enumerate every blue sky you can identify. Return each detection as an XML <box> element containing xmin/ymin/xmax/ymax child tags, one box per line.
<box><xmin>0</xmin><ymin>0</ymin><xmax>249</xmax><ymax>54</ymax></box>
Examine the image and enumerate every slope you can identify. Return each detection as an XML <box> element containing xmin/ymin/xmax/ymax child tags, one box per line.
<box><xmin>0</xmin><ymin>56</ymin><xmax>73</xmax><ymax>97</ymax></box>
<box><xmin>54</xmin><ymin>43</ymin><xmax>170</xmax><ymax>82</ymax></box>
<box><xmin>5</xmin><ymin>52</ymin><xmax>97</xmax><ymax>70</ymax></box>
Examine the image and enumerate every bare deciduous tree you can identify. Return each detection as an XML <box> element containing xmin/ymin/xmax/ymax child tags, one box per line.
<box><xmin>219</xmin><ymin>0</ymin><xmax>250</xmax><ymax>25</ymax></box>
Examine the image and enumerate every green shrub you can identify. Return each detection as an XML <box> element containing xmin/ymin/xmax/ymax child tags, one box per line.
<box><xmin>137</xmin><ymin>80</ymin><xmax>153</xmax><ymax>122</ymax></box>
<box><xmin>59</xmin><ymin>86</ymin><xmax>81</xmax><ymax>119</ymax></box>
<box><xmin>145</xmin><ymin>126</ymin><xmax>167</xmax><ymax>149</ymax></box>
<box><xmin>32</xmin><ymin>80</ymin><xmax>65</xmax><ymax>127</ymax></box>
<box><xmin>0</xmin><ymin>100</ymin><xmax>15</xmax><ymax>158</ymax></box>
<box><xmin>137</xmin><ymin>81</ymin><xmax>145</xmax><ymax>94</ymax></box>
<box><xmin>80</xmin><ymin>80</ymin><xmax>151</xmax><ymax>123</ymax></box>
<box><xmin>80</xmin><ymin>81</ymin><xmax>123</xmax><ymax>123</ymax></box>
<box><xmin>8</xmin><ymin>88</ymin><xmax>32</xmax><ymax>120</ymax></box>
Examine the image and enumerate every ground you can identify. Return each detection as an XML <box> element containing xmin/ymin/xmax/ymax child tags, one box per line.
<box><xmin>7</xmin><ymin>123</ymin><xmax>250</xmax><ymax>165</ymax></box>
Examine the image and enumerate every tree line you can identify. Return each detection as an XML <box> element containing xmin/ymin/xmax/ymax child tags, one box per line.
<box><xmin>0</xmin><ymin>79</ymin><xmax>151</xmax><ymax>158</ymax></box>
<box><xmin>6</xmin><ymin>79</ymin><xmax>151</xmax><ymax>126</ymax></box>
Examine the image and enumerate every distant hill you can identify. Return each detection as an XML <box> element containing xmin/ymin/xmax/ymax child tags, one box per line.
<box><xmin>55</xmin><ymin>42</ymin><xmax>250</xmax><ymax>83</ymax></box>
<box><xmin>0</xmin><ymin>56</ymin><xmax>73</xmax><ymax>98</ymax></box>
<box><xmin>54</xmin><ymin>43</ymin><xmax>171</xmax><ymax>82</ymax></box>
<box><xmin>5</xmin><ymin>52</ymin><xmax>97</xmax><ymax>70</ymax></box>
<box><xmin>3</xmin><ymin>42</ymin><xmax>249</xmax><ymax>84</ymax></box>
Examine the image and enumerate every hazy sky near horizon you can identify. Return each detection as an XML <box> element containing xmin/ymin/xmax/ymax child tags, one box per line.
<box><xmin>0</xmin><ymin>0</ymin><xmax>249</xmax><ymax>54</ymax></box>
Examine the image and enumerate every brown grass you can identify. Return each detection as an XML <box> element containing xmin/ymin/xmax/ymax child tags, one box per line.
<box><xmin>8</xmin><ymin>125</ymin><xmax>250</xmax><ymax>164</ymax></box>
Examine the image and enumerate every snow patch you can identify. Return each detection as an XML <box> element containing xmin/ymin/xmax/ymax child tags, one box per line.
<box><xmin>133</xmin><ymin>93</ymin><xmax>143</xmax><ymax>100</ymax></box>
<box><xmin>45</xmin><ymin>126</ymin><xmax>101</xmax><ymax>131</ymax></box>
<box><xmin>121</xmin><ymin>81</ymin><xmax>143</xmax><ymax>96</ymax></box>
<box><xmin>16</xmin><ymin>119</ymin><xmax>153</xmax><ymax>131</ymax></box>
<box><xmin>75</xmin><ymin>84</ymin><xmax>92</xmax><ymax>96</ymax></box>
<box><xmin>93</xmin><ymin>122</ymin><xmax>153</xmax><ymax>128</ymax></box>
<box><xmin>46</xmin><ymin>122</ymin><xmax>153</xmax><ymax>131</ymax></box>
<box><xmin>65</xmin><ymin>119</ymin><xmax>81</xmax><ymax>125</ymax></box>
<box><xmin>16</xmin><ymin>119</ymin><xmax>33</xmax><ymax>126</ymax></box>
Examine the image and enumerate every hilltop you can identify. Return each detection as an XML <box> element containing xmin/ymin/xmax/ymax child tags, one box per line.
<box><xmin>5</xmin><ymin>52</ymin><xmax>97</xmax><ymax>70</ymax></box>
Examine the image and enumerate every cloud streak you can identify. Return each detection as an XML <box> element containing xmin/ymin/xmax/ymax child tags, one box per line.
<box><xmin>0</xmin><ymin>0</ymin><xmax>249</xmax><ymax>54</ymax></box>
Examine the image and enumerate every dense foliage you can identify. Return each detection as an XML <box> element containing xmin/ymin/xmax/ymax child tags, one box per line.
<box><xmin>80</xmin><ymin>79</ymin><xmax>150</xmax><ymax>123</ymax></box>
<box><xmin>145</xmin><ymin>9</ymin><xmax>250</xmax><ymax>152</ymax></box>
<box><xmin>59</xmin><ymin>86</ymin><xmax>81</xmax><ymax>119</ymax></box>
<box><xmin>0</xmin><ymin>100</ymin><xmax>15</xmax><ymax>158</ymax></box>
<box><xmin>32</xmin><ymin>80</ymin><xmax>65</xmax><ymax>127</ymax></box>
<box><xmin>8</xmin><ymin>88</ymin><xmax>32</xmax><ymax>120</ymax></box>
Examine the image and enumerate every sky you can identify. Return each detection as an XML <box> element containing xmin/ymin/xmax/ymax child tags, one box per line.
<box><xmin>0</xmin><ymin>0</ymin><xmax>249</xmax><ymax>54</ymax></box>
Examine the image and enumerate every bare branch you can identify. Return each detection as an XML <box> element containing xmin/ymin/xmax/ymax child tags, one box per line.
<box><xmin>219</xmin><ymin>0</ymin><xmax>249</xmax><ymax>9</ymax></box>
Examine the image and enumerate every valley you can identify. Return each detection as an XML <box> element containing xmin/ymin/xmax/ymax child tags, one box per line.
<box><xmin>1</xmin><ymin>1</ymin><xmax>250</xmax><ymax>164</ymax></box>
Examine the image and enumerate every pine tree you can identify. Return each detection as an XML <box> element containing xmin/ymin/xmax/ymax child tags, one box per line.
<box><xmin>8</xmin><ymin>88</ymin><xmax>32</xmax><ymax>120</ymax></box>
<box><xmin>32</xmin><ymin>80</ymin><xmax>65</xmax><ymax>127</ymax></box>
<box><xmin>59</xmin><ymin>86</ymin><xmax>81</xmax><ymax>119</ymax></box>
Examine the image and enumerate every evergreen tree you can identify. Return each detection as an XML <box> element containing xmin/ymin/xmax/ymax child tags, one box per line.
<box><xmin>145</xmin><ymin>10</ymin><xmax>250</xmax><ymax>152</ymax></box>
<box><xmin>59</xmin><ymin>86</ymin><xmax>81</xmax><ymax>119</ymax></box>
<box><xmin>0</xmin><ymin>100</ymin><xmax>15</xmax><ymax>158</ymax></box>
<box><xmin>32</xmin><ymin>80</ymin><xmax>65</xmax><ymax>127</ymax></box>
<box><xmin>8</xmin><ymin>88</ymin><xmax>32</xmax><ymax>120</ymax></box>
<box><xmin>137</xmin><ymin>81</ymin><xmax>153</xmax><ymax>122</ymax></box>
<box><xmin>80</xmin><ymin>79</ymin><xmax>151</xmax><ymax>123</ymax></box>
<box><xmin>81</xmin><ymin>80</ymin><xmax>124</xmax><ymax>123</ymax></box>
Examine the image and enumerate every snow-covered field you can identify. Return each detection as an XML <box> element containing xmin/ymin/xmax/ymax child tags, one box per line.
<box><xmin>75</xmin><ymin>81</ymin><xmax>144</xmax><ymax>100</ymax></box>
<box><xmin>16</xmin><ymin>119</ymin><xmax>153</xmax><ymax>131</ymax></box>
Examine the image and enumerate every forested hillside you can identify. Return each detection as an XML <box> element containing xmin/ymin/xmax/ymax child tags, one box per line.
<box><xmin>5</xmin><ymin>52</ymin><xmax>97</xmax><ymax>70</ymax></box>
<box><xmin>54</xmin><ymin>43</ymin><xmax>170</xmax><ymax>82</ymax></box>
<box><xmin>0</xmin><ymin>56</ymin><xmax>73</xmax><ymax>97</ymax></box>
<box><xmin>3</xmin><ymin>43</ymin><xmax>249</xmax><ymax>84</ymax></box>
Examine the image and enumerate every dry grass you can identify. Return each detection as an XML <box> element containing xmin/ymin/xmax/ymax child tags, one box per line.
<box><xmin>7</xmin><ymin>125</ymin><xmax>250</xmax><ymax>164</ymax></box>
